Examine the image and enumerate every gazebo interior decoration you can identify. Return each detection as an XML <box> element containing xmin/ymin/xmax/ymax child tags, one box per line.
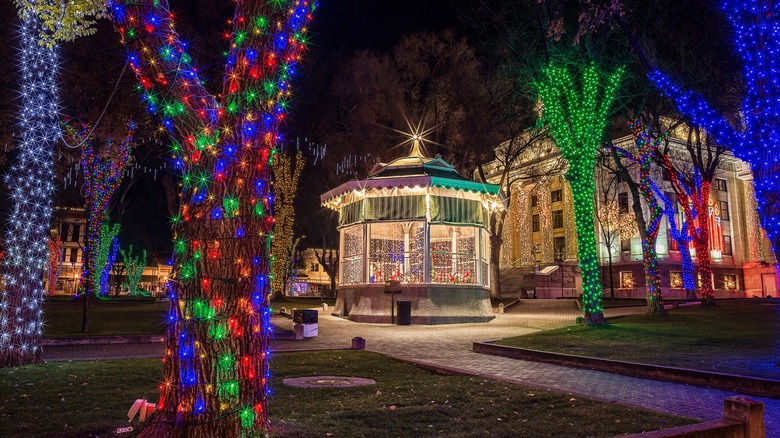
<box><xmin>321</xmin><ymin>138</ymin><xmax>504</xmax><ymax>324</ymax></box>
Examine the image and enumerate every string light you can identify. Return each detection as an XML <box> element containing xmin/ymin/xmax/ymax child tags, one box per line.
<box><xmin>537</xmin><ymin>62</ymin><xmax>624</xmax><ymax>325</ymax></box>
<box><xmin>0</xmin><ymin>10</ymin><xmax>59</xmax><ymax>366</ymax></box>
<box><xmin>111</xmin><ymin>0</ymin><xmax>315</xmax><ymax>433</ymax></box>
<box><xmin>650</xmin><ymin>0</ymin><xmax>780</xmax><ymax>270</ymax></box>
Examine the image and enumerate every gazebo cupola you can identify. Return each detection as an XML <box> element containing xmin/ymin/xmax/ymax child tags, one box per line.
<box><xmin>321</xmin><ymin>139</ymin><xmax>504</xmax><ymax>324</ymax></box>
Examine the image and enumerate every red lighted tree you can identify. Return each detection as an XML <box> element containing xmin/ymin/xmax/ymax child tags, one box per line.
<box><xmin>110</xmin><ymin>1</ymin><xmax>316</xmax><ymax>435</ymax></box>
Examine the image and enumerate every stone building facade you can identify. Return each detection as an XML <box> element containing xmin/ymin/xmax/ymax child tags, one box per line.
<box><xmin>486</xmin><ymin>133</ymin><xmax>778</xmax><ymax>299</ymax></box>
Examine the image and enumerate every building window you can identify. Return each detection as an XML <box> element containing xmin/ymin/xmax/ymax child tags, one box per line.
<box><xmin>551</xmin><ymin>189</ymin><xmax>562</xmax><ymax>203</ymax></box>
<box><xmin>69</xmin><ymin>248</ymin><xmax>79</xmax><ymax>263</ymax></box>
<box><xmin>553</xmin><ymin>237</ymin><xmax>565</xmax><ymax>262</ymax></box>
<box><xmin>715</xmin><ymin>178</ymin><xmax>728</xmax><ymax>192</ymax></box>
<box><xmin>531</xmin><ymin>195</ymin><xmax>538</xmax><ymax>207</ymax></box>
<box><xmin>723</xmin><ymin>235</ymin><xmax>733</xmax><ymax>256</ymax></box>
<box><xmin>310</xmin><ymin>263</ymin><xmax>319</xmax><ymax>272</ymax></box>
<box><xmin>662</xmin><ymin>169</ymin><xmax>671</xmax><ymax>181</ymax></box>
<box><xmin>618</xmin><ymin>192</ymin><xmax>629</xmax><ymax>214</ymax></box>
<box><xmin>621</xmin><ymin>238</ymin><xmax>631</xmax><ymax>252</ymax></box>
<box><xmin>71</xmin><ymin>224</ymin><xmax>81</xmax><ymax>242</ymax></box>
<box><xmin>369</xmin><ymin>222</ymin><xmax>425</xmax><ymax>284</ymax></box>
<box><xmin>724</xmin><ymin>274</ymin><xmax>737</xmax><ymax>291</ymax></box>
<box><xmin>552</xmin><ymin>210</ymin><xmax>563</xmax><ymax>229</ymax></box>
<box><xmin>532</xmin><ymin>214</ymin><xmax>540</xmax><ymax>232</ymax></box>
<box><xmin>620</xmin><ymin>271</ymin><xmax>634</xmax><ymax>288</ymax></box>
<box><xmin>719</xmin><ymin>200</ymin><xmax>729</xmax><ymax>221</ymax></box>
<box><xmin>670</xmin><ymin>272</ymin><xmax>682</xmax><ymax>288</ymax></box>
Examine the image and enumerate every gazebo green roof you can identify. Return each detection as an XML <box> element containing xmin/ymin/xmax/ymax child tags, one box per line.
<box><xmin>320</xmin><ymin>140</ymin><xmax>502</xmax><ymax>206</ymax></box>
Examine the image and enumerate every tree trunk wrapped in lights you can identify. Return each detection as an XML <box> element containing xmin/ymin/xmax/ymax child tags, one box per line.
<box><xmin>652</xmin><ymin>184</ymin><xmax>696</xmax><ymax>299</ymax></box>
<box><xmin>270</xmin><ymin>151</ymin><xmax>304</xmax><ymax>299</ymax></box>
<box><xmin>608</xmin><ymin>120</ymin><xmax>668</xmax><ymax>315</ymax></box>
<box><xmin>97</xmin><ymin>222</ymin><xmax>121</xmax><ymax>297</ymax></box>
<box><xmin>0</xmin><ymin>10</ymin><xmax>59</xmax><ymax>368</ymax></box>
<box><xmin>64</xmin><ymin>121</ymin><xmax>134</xmax><ymax>299</ymax></box>
<box><xmin>110</xmin><ymin>1</ymin><xmax>315</xmax><ymax>435</ymax></box>
<box><xmin>537</xmin><ymin>62</ymin><xmax>623</xmax><ymax>326</ymax></box>
<box><xmin>658</xmin><ymin>153</ymin><xmax>717</xmax><ymax>304</ymax></box>
<box><xmin>650</xmin><ymin>0</ymin><xmax>780</xmax><ymax>277</ymax></box>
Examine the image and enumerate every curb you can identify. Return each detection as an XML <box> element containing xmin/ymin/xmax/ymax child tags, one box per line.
<box><xmin>41</xmin><ymin>335</ymin><xmax>164</xmax><ymax>346</ymax></box>
<box><xmin>42</xmin><ymin>331</ymin><xmax>294</xmax><ymax>346</ymax></box>
<box><xmin>473</xmin><ymin>342</ymin><xmax>780</xmax><ymax>399</ymax></box>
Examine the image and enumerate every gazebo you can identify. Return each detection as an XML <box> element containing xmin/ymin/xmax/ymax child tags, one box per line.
<box><xmin>320</xmin><ymin>140</ymin><xmax>504</xmax><ymax>324</ymax></box>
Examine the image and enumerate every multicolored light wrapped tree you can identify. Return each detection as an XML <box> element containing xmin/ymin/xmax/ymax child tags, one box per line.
<box><xmin>650</xmin><ymin>0</ymin><xmax>780</xmax><ymax>273</ymax></box>
<box><xmin>64</xmin><ymin>121</ymin><xmax>135</xmax><ymax>299</ymax></box>
<box><xmin>537</xmin><ymin>62</ymin><xmax>623</xmax><ymax>326</ymax></box>
<box><xmin>609</xmin><ymin>120</ymin><xmax>668</xmax><ymax>315</ymax></box>
<box><xmin>110</xmin><ymin>0</ymin><xmax>315</xmax><ymax>434</ymax></box>
<box><xmin>0</xmin><ymin>9</ymin><xmax>59</xmax><ymax>367</ymax></box>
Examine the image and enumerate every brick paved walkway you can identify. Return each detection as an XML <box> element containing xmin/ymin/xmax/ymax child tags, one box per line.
<box><xmin>42</xmin><ymin>302</ymin><xmax>779</xmax><ymax>436</ymax></box>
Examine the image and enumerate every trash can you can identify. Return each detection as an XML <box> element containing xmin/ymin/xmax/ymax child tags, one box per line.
<box><xmin>293</xmin><ymin>309</ymin><xmax>318</xmax><ymax>337</ymax></box>
<box><xmin>396</xmin><ymin>301</ymin><xmax>411</xmax><ymax>325</ymax></box>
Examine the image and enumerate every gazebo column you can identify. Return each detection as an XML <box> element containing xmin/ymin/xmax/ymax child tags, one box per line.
<box><xmin>451</xmin><ymin>227</ymin><xmax>458</xmax><ymax>276</ymax></box>
<box><xmin>424</xmin><ymin>223</ymin><xmax>431</xmax><ymax>283</ymax></box>
<box><xmin>403</xmin><ymin>223</ymin><xmax>411</xmax><ymax>278</ymax></box>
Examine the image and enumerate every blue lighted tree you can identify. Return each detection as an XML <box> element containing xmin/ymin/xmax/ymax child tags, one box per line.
<box><xmin>650</xmin><ymin>1</ymin><xmax>780</xmax><ymax>267</ymax></box>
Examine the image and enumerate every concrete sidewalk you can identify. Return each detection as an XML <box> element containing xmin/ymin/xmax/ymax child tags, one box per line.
<box><xmin>42</xmin><ymin>303</ymin><xmax>779</xmax><ymax>436</ymax></box>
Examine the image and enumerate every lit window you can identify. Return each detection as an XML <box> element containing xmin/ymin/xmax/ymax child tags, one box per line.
<box><xmin>620</xmin><ymin>271</ymin><xmax>633</xmax><ymax>288</ymax></box>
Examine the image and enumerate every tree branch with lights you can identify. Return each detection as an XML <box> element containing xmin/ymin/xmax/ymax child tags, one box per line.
<box><xmin>649</xmin><ymin>0</ymin><xmax>780</xmax><ymax>271</ymax></box>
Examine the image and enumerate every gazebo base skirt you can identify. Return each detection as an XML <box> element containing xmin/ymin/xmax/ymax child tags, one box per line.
<box><xmin>333</xmin><ymin>284</ymin><xmax>495</xmax><ymax>325</ymax></box>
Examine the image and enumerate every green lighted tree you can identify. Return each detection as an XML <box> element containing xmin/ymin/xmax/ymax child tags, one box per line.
<box><xmin>120</xmin><ymin>245</ymin><xmax>146</xmax><ymax>296</ymax></box>
<box><xmin>536</xmin><ymin>62</ymin><xmax>623</xmax><ymax>326</ymax></box>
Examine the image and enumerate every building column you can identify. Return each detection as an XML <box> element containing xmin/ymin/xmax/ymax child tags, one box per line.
<box><xmin>513</xmin><ymin>186</ymin><xmax>535</xmax><ymax>267</ymax></box>
<box><xmin>741</xmin><ymin>177</ymin><xmax>764</xmax><ymax>263</ymax></box>
<box><xmin>538</xmin><ymin>185</ymin><xmax>554</xmax><ymax>264</ymax></box>
<box><xmin>563</xmin><ymin>179</ymin><xmax>579</xmax><ymax>261</ymax></box>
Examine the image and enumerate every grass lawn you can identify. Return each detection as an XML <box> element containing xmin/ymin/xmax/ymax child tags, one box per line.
<box><xmin>496</xmin><ymin>300</ymin><xmax>780</xmax><ymax>379</ymax></box>
<box><xmin>0</xmin><ymin>351</ymin><xmax>696</xmax><ymax>437</ymax></box>
<box><xmin>43</xmin><ymin>300</ymin><xmax>167</xmax><ymax>338</ymax></box>
<box><xmin>599</xmin><ymin>298</ymin><xmax>649</xmax><ymax>308</ymax></box>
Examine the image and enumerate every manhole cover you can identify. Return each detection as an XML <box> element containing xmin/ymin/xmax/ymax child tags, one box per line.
<box><xmin>283</xmin><ymin>376</ymin><xmax>377</xmax><ymax>388</ymax></box>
